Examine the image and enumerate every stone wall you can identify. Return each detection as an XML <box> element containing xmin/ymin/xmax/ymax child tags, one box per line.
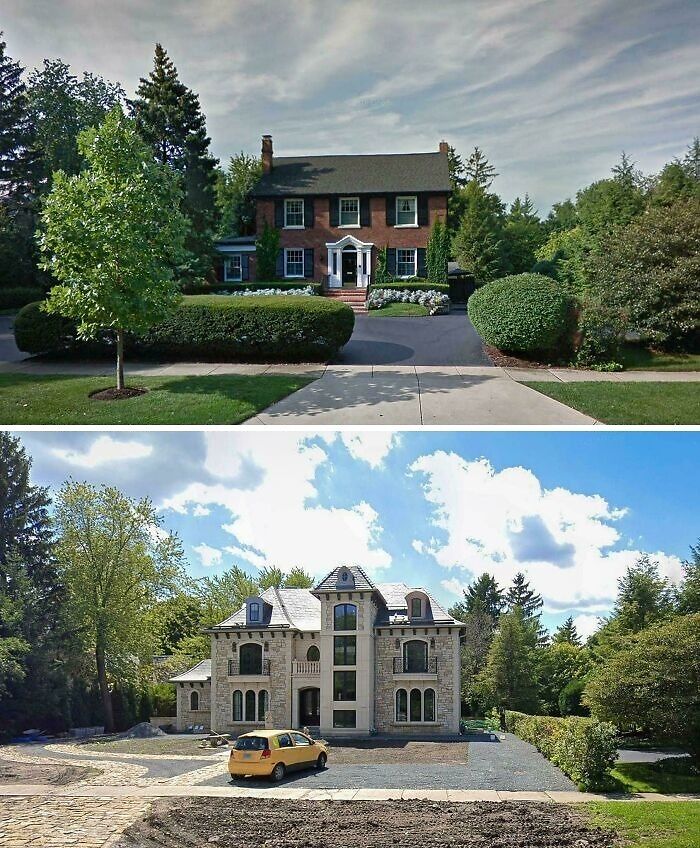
<box><xmin>175</xmin><ymin>681</ymin><xmax>211</xmax><ymax>731</ymax></box>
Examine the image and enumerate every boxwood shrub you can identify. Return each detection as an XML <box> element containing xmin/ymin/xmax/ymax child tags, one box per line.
<box><xmin>14</xmin><ymin>295</ymin><xmax>354</xmax><ymax>362</ymax></box>
<box><xmin>468</xmin><ymin>273</ymin><xmax>573</xmax><ymax>355</ymax></box>
<box><xmin>504</xmin><ymin>710</ymin><xmax>617</xmax><ymax>791</ymax></box>
<box><xmin>0</xmin><ymin>286</ymin><xmax>45</xmax><ymax>310</ymax></box>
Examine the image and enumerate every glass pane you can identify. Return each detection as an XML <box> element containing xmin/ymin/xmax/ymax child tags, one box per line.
<box><xmin>397</xmin><ymin>197</ymin><xmax>416</xmax><ymax>225</ymax></box>
<box><xmin>404</xmin><ymin>640</ymin><xmax>428</xmax><ymax>672</ymax></box>
<box><xmin>333</xmin><ymin>709</ymin><xmax>356</xmax><ymax>728</ymax></box>
<box><xmin>306</xmin><ymin>645</ymin><xmax>320</xmax><ymax>662</ymax></box>
<box><xmin>245</xmin><ymin>690</ymin><xmax>256</xmax><ymax>721</ymax></box>
<box><xmin>410</xmin><ymin>688</ymin><xmax>422</xmax><ymax>721</ymax></box>
<box><xmin>239</xmin><ymin>643</ymin><xmax>262</xmax><ymax>674</ymax></box>
<box><xmin>333</xmin><ymin>670</ymin><xmax>356</xmax><ymax>701</ymax></box>
<box><xmin>334</xmin><ymin>604</ymin><xmax>357</xmax><ymax>631</ymax></box>
<box><xmin>396</xmin><ymin>689</ymin><xmax>407</xmax><ymax>722</ymax></box>
<box><xmin>424</xmin><ymin>689</ymin><xmax>435</xmax><ymax>722</ymax></box>
<box><xmin>232</xmin><ymin>691</ymin><xmax>242</xmax><ymax>721</ymax></box>
<box><xmin>258</xmin><ymin>690</ymin><xmax>268</xmax><ymax>722</ymax></box>
<box><xmin>334</xmin><ymin>635</ymin><xmax>356</xmax><ymax>665</ymax></box>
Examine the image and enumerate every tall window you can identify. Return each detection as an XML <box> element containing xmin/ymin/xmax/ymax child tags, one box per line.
<box><xmin>306</xmin><ymin>644</ymin><xmax>320</xmax><ymax>662</ymax></box>
<box><xmin>284</xmin><ymin>248</ymin><xmax>304</xmax><ymax>278</ymax></box>
<box><xmin>397</xmin><ymin>248</ymin><xmax>416</xmax><ymax>277</ymax></box>
<box><xmin>239</xmin><ymin>642</ymin><xmax>263</xmax><ymax>675</ymax></box>
<box><xmin>224</xmin><ymin>255</ymin><xmax>242</xmax><ymax>282</ymax></box>
<box><xmin>232</xmin><ymin>690</ymin><xmax>243</xmax><ymax>721</ymax></box>
<box><xmin>339</xmin><ymin>197</ymin><xmax>359</xmax><ymax>226</ymax></box>
<box><xmin>333</xmin><ymin>670</ymin><xmax>356</xmax><ymax>701</ymax></box>
<box><xmin>396</xmin><ymin>195</ymin><xmax>417</xmax><ymax>226</ymax></box>
<box><xmin>403</xmin><ymin>639</ymin><xmax>428</xmax><ymax>673</ymax></box>
<box><xmin>395</xmin><ymin>688</ymin><xmax>407</xmax><ymax>722</ymax></box>
<box><xmin>249</xmin><ymin>601</ymin><xmax>260</xmax><ymax>622</ymax></box>
<box><xmin>334</xmin><ymin>603</ymin><xmax>357</xmax><ymax>631</ymax></box>
<box><xmin>410</xmin><ymin>688</ymin><xmax>422</xmax><ymax>722</ymax></box>
<box><xmin>258</xmin><ymin>689</ymin><xmax>269</xmax><ymax>722</ymax></box>
<box><xmin>284</xmin><ymin>198</ymin><xmax>304</xmax><ymax>227</ymax></box>
<box><xmin>334</xmin><ymin>635</ymin><xmax>356</xmax><ymax>665</ymax></box>
<box><xmin>410</xmin><ymin>598</ymin><xmax>422</xmax><ymax>618</ymax></box>
<box><xmin>245</xmin><ymin>690</ymin><xmax>256</xmax><ymax>722</ymax></box>
<box><xmin>424</xmin><ymin>688</ymin><xmax>436</xmax><ymax>722</ymax></box>
<box><xmin>190</xmin><ymin>690</ymin><xmax>199</xmax><ymax>711</ymax></box>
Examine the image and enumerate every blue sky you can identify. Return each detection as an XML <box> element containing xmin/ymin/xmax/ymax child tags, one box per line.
<box><xmin>3</xmin><ymin>0</ymin><xmax>699</xmax><ymax>209</ymax></box>
<box><xmin>13</xmin><ymin>429</ymin><xmax>698</xmax><ymax>638</ymax></box>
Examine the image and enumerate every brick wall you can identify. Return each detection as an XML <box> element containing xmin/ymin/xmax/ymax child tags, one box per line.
<box><xmin>255</xmin><ymin>195</ymin><xmax>448</xmax><ymax>281</ymax></box>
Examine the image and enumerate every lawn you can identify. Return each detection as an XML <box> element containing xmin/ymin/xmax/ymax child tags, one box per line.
<box><xmin>620</xmin><ymin>345</ymin><xmax>700</xmax><ymax>371</ymax></box>
<box><xmin>368</xmin><ymin>303</ymin><xmax>430</xmax><ymax>317</ymax></box>
<box><xmin>587</xmin><ymin>801</ymin><xmax>700</xmax><ymax>848</ymax></box>
<box><xmin>524</xmin><ymin>382</ymin><xmax>700</xmax><ymax>425</ymax></box>
<box><xmin>610</xmin><ymin>759</ymin><xmax>700</xmax><ymax>794</ymax></box>
<box><xmin>0</xmin><ymin>373</ymin><xmax>313</xmax><ymax>424</ymax></box>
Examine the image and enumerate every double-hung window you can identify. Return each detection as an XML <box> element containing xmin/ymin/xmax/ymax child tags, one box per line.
<box><xmin>224</xmin><ymin>255</ymin><xmax>242</xmax><ymax>282</ymax></box>
<box><xmin>284</xmin><ymin>248</ymin><xmax>304</xmax><ymax>278</ymax></box>
<box><xmin>284</xmin><ymin>198</ymin><xmax>304</xmax><ymax>228</ymax></box>
<box><xmin>396</xmin><ymin>195</ymin><xmax>417</xmax><ymax>226</ymax></box>
<box><xmin>397</xmin><ymin>248</ymin><xmax>416</xmax><ymax>278</ymax></box>
<box><xmin>339</xmin><ymin>197</ymin><xmax>359</xmax><ymax>227</ymax></box>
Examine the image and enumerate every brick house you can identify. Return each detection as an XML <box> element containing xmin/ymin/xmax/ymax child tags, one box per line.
<box><xmin>216</xmin><ymin>136</ymin><xmax>451</xmax><ymax>303</ymax></box>
<box><xmin>170</xmin><ymin>566</ymin><xmax>464</xmax><ymax>737</ymax></box>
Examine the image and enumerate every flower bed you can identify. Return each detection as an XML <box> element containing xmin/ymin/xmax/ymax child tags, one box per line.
<box><xmin>220</xmin><ymin>286</ymin><xmax>315</xmax><ymax>297</ymax></box>
<box><xmin>368</xmin><ymin>287</ymin><xmax>450</xmax><ymax>315</ymax></box>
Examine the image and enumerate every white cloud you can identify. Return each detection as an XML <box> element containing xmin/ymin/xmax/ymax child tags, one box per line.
<box><xmin>52</xmin><ymin>435</ymin><xmax>152</xmax><ymax>468</ymax></box>
<box><xmin>338</xmin><ymin>432</ymin><xmax>402</xmax><ymax>468</ymax></box>
<box><xmin>224</xmin><ymin>545</ymin><xmax>267</xmax><ymax>569</ymax></box>
<box><xmin>193</xmin><ymin>543</ymin><xmax>223</xmax><ymax>569</ymax></box>
<box><xmin>162</xmin><ymin>433</ymin><xmax>391</xmax><ymax>576</ymax></box>
<box><xmin>410</xmin><ymin>452</ymin><xmax>681</xmax><ymax>613</ymax></box>
<box><xmin>572</xmin><ymin>613</ymin><xmax>602</xmax><ymax>641</ymax></box>
<box><xmin>193</xmin><ymin>505</ymin><xmax>210</xmax><ymax>517</ymax></box>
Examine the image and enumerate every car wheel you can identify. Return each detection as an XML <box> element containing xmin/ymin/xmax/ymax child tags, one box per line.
<box><xmin>316</xmin><ymin>753</ymin><xmax>327</xmax><ymax>770</ymax></box>
<box><xmin>271</xmin><ymin>763</ymin><xmax>286</xmax><ymax>782</ymax></box>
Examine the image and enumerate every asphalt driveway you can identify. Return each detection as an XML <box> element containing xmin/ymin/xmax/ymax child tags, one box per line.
<box><xmin>336</xmin><ymin>307</ymin><xmax>492</xmax><ymax>366</ymax></box>
<box><xmin>0</xmin><ymin>315</ymin><xmax>24</xmax><ymax>363</ymax></box>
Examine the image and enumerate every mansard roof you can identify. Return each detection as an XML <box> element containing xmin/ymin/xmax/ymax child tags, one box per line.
<box><xmin>313</xmin><ymin>565</ymin><xmax>376</xmax><ymax>593</ymax></box>
<box><xmin>213</xmin><ymin>587</ymin><xmax>321</xmax><ymax>632</ymax></box>
<box><xmin>374</xmin><ymin>582</ymin><xmax>464</xmax><ymax>627</ymax></box>
<box><xmin>169</xmin><ymin>659</ymin><xmax>211</xmax><ymax>683</ymax></box>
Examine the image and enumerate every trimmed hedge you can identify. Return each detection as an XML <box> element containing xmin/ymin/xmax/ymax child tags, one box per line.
<box><xmin>378</xmin><ymin>280</ymin><xmax>449</xmax><ymax>294</ymax></box>
<box><xmin>14</xmin><ymin>295</ymin><xmax>354</xmax><ymax>362</ymax></box>
<box><xmin>468</xmin><ymin>273</ymin><xmax>573</xmax><ymax>354</ymax></box>
<box><xmin>182</xmin><ymin>280</ymin><xmax>322</xmax><ymax>296</ymax></box>
<box><xmin>0</xmin><ymin>286</ymin><xmax>45</xmax><ymax>310</ymax></box>
<box><xmin>504</xmin><ymin>710</ymin><xmax>617</xmax><ymax>790</ymax></box>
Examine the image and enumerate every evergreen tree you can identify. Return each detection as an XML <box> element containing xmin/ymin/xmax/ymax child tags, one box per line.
<box><xmin>215</xmin><ymin>152</ymin><xmax>262</xmax><ymax>237</ymax></box>
<box><xmin>477</xmin><ymin>608</ymin><xmax>539</xmax><ymax>712</ymax></box>
<box><xmin>545</xmin><ymin>199</ymin><xmax>578</xmax><ymax>232</ymax></box>
<box><xmin>447</xmin><ymin>144</ymin><xmax>467</xmax><ymax>190</ymax></box>
<box><xmin>255</xmin><ymin>219</ymin><xmax>280</xmax><ymax>281</ymax></box>
<box><xmin>677</xmin><ymin>541</ymin><xmax>700</xmax><ymax>614</ymax></box>
<box><xmin>426</xmin><ymin>218</ymin><xmax>450</xmax><ymax>284</ymax></box>
<box><xmin>682</xmin><ymin>137</ymin><xmax>700</xmax><ymax>181</ymax></box>
<box><xmin>551</xmin><ymin>616</ymin><xmax>581</xmax><ymax>646</ymax></box>
<box><xmin>130</xmin><ymin>44</ymin><xmax>218</xmax><ymax>277</ymax></box>
<box><xmin>610</xmin><ymin>555</ymin><xmax>674</xmax><ymax>633</ymax></box>
<box><xmin>464</xmin><ymin>146</ymin><xmax>498</xmax><ymax>188</ymax></box>
<box><xmin>452</xmin><ymin>181</ymin><xmax>504</xmax><ymax>283</ymax></box>
<box><xmin>506</xmin><ymin>572</ymin><xmax>543</xmax><ymax>618</ymax></box>
<box><xmin>449</xmin><ymin>572</ymin><xmax>505</xmax><ymax>625</ymax></box>
<box><xmin>502</xmin><ymin>194</ymin><xmax>546</xmax><ymax>273</ymax></box>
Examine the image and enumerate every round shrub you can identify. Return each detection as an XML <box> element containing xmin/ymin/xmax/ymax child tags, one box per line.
<box><xmin>14</xmin><ymin>301</ymin><xmax>76</xmax><ymax>354</ymax></box>
<box><xmin>468</xmin><ymin>273</ymin><xmax>573</xmax><ymax>354</ymax></box>
<box><xmin>0</xmin><ymin>286</ymin><xmax>46</xmax><ymax>311</ymax></box>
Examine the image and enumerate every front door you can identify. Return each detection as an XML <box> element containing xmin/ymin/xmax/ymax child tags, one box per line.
<box><xmin>341</xmin><ymin>250</ymin><xmax>357</xmax><ymax>287</ymax></box>
<box><xmin>299</xmin><ymin>688</ymin><xmax>320</xmax><ymax>727</ymax></box>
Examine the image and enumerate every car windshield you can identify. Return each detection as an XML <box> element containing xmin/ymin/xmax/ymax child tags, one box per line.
<box><xmin>234</xmin><ymin>736</ymin><xmax>267</xmax><ymax>751</ymax></box>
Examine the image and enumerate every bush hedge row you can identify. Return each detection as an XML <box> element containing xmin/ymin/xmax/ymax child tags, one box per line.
<box><xmin>0</xmin><ymin>286</ymin><xmax>45</xmax><ymax>310</ymax></box>
<box><xmin>468</xmin><ymin>273</ymin><xmax>573</xmax><ymax>355</ymax></box>
<box><xmin>504</xmin><ymin>710</ymin><xmax>617</xmax><ymax>790</ymax></box>
<box><xmin>182</xmin><ymin>280</ymin><xmax>322</xmax><ymax>296</ymax></box>
<box><xmin>14</xmin><ymin>295</ymin><xmax>355</xmax><ymax>362</ymax></box>
<box><xmin>378</xmin><ymin>280</ymin><xmax>449</xmax><ymax>294</ymax></box>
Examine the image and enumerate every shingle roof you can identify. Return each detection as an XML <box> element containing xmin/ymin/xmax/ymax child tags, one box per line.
<box><xmin>374</xmin><ymin>583</ymin><xmax>463</xmax><ymax>627</ymax></box>
<box><xmin>252</xmin><ymin>152</ymin><xmax>450</xmax><ymax>197</ymax></box>
<box><xmin>169</xmin><ymin>659</ymin><xmax>211</xmax><ymax>683</ymax></box>
<box><xmin>214</xmin><ymin>587</ymin><xmax>321</xmax><ymax>631</ymax></box>
<box><xmin>313</xmin><ymin>565</ymin><xmax>376</xmax><ymax>593</ymax></box>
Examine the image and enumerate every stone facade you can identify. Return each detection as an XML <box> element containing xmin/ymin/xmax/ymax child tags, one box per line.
<box><xmin>174</xmin><ymin>680</ymin><xmax>211</xmax><ymax>732</ymax></box>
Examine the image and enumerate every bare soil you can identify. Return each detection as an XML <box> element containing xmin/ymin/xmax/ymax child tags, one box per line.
<box><xmin>83</xmin><ymin>737</ymin><xmax>218</xmax><ymax>756</ymax></box>
<box><xmin>484</xmin><ymin>344</ymin><xmax>555</xmax><ymax>369</ymax></box>
<box><xmin>325</xmin><ymin>739</ymin><xmax>469</xmax><ymax>764</ymax></box>
<box><xmin>116</xmin><ymin>798</ymin><xmax>618</xmax><ymax>848</ymax></box>
<box><xmin>89</xmin><ymin>386</ymin><xmax>148</xmax><ymax>400</ymax></box>
<box><xmin>0</xmin><ymin>759</ymin><xmax>99</xmax><ymax>785</ymax></box>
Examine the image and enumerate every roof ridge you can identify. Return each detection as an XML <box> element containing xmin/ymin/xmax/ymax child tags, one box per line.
<box><xmin>271</xmin><ymin>585</ymin><xmax>294</xmax><ymax>628</ymax></box>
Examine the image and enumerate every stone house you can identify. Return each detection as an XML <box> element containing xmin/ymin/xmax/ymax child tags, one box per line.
<box><xmin>170</xmin><ymin>566</ymin><xmax>464</xmax><ymax>737</ymax></box>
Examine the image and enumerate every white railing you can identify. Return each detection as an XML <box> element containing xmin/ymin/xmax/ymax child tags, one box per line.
<box><xmin>292</xmin><ymin>660</ymin><xmax>320</xmax><ymax>676</ymax></box>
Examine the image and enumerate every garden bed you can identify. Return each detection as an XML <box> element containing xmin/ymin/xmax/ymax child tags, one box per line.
<box><xmin>0</xmin><ymin>758</ymin><xmax>99</xmax><ymax>785</ymax></box>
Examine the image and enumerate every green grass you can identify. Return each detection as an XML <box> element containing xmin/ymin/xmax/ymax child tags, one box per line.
<box><xmin>587</xmin><ymin>801</ymin><xmax>700</xmax><ymax>848</ymax></box>
<box><xmin>368</xmin><ymin>303</ymin><xmax>430</xmax><ymax>317</ymax></box>
<box><xmin>620</xmin><ymin>346</ymin><xmax>700</xmax><ymax>371</ymax></box>
<box><xmin>610</xmin><ymin>760</ymin><xmax>700</xmax><ymax>795</ymax></box>
<box><xmin>0</xmin><ymin>373</ymin><xmax>313</xmax><ymax>424</ymax></box>
<box><xmin>524</xmin><ymin>382</ymin><xmax>700</xmax><ymax>424</ymax></box>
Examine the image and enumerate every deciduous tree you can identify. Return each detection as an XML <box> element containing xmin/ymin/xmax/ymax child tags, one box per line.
<box><xmin>215</xmin><ymin>152</ymin><xmax>262</xmax><ymax>237</ymax></box>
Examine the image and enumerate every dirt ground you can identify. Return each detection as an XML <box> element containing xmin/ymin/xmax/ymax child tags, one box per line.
<box><xmin>0</xmin><ymin>759</ymin><xmax>99</xmax><ymax>785</ymax></box>
<box><xmin>82</xmin><ymin>736</ymin><xmax>218</xmax><ymax>756</ymax></box>
<box><xmin>325</xmin><ymin>739</ymin><xmax>469</xmax><ymax>764</ymax></box>
<box><xmin>116</xmin><ymin>798</ymin><xmax>618</xmax><ymax>848</ymax></box>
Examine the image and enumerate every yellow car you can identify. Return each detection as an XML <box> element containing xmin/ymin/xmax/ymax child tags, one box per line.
<box><xmin>229</xmin><ymin>729</ymin><xmax>329</xmax><ymax>782</ymax></box>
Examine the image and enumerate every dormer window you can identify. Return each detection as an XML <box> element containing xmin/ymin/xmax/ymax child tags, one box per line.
<box><xmin>336</xmin><ymin>568</ymin><xmax>355</xmax><ymax>589</ymax></box>
<box><xmin>249</xmin><ymin>602</ymin><xmax>261</xmax><ymax>622</ymax></box>
<box><xmin>411</xmin><ymin>598</ymin><xmax>422</xmax><ymax>619</ymax></box>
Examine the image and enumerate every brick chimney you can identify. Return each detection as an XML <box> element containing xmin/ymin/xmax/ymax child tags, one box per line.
<box><xmin>439</xmin><ymin>140</ymin><xmax>449</xmax><ymax>155</ymax></box>
<box><xmin>262</xmin><ymin>135</ymin><xmax>273</xmax><ymax>173</ymax></box>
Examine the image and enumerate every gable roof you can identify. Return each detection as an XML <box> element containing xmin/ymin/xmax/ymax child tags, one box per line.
<box><xmin>252</xmin><ymin>152</ymin><xmax>450</xmax><ymax>197</ymax></box>
<box><xmin>169</xmin><ymin>659</ymin><xmax>211</xmax><ymax>683</ymax></box>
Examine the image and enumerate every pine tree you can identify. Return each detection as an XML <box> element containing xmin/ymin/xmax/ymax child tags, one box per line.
<box><xmin>682</xmin><ymin>137</ymin><xmax>700</xmax><ymax>182</ymax></box>
<box><xmin>503</xmin><ymin>194</ymin><xmax>545</xmax><ymax>273</ymax></box>
<box><xmin>611</xmin><ymin>555</ymin><xmax>673</xmax><ymax>633</ymax></box>
<box><xmin>506</xmin><ymin>572</ymin><xmax>543</xmax><ymax>619</ymax></box>
<box><xmin>464</xmin><ymin>146</ymin><xmax>498</xmax><ymax>189</ymax></box>
<box><xmin>551</xmin><ymin>616</ymin><xmax>581</xmax><ymax>646</ymax></box>
<box><xmin>447</xmin><ymin>145</ymin><xmax>467</xmax><ymax>190</ymax></box>
<box><xmin>450</xmin><ymin>573</ymin><xmax>505</xmax><ymax>625</ymax></box>
<box><xmin>426</xmin><ymin>218</ymin><xmax>450</xmax><ymax>284</ymax></box>
<box><xmin>478</xmin><ymin>608</ymin><xmax>539</xmax><ymax>712</ymax></box>
<box><xmin>130</xmin><ymin>44</ymin><xmax>218</xmax><ymax>277</ymax></box>
<box><xmin>452</xmin><ymin>181</ymin><xmax>504</xmax><ymax>283</ymax></box>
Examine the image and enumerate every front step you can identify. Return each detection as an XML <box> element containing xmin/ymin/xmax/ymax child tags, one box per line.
<box><xmin>323</xmin><ymin>289</ymin><xmax>368</xmax><ymax>314</ymax></box>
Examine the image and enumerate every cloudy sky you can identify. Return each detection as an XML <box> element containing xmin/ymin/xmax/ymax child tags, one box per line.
<box><xmin>3</xmin><ymin>0</ymin><xmax>699</xmax><ymax>209</ymax></box>
<box><xmin>12</xmin><ymin>429</ymin><xmax>697</xmax><ymax>639</ymax></box>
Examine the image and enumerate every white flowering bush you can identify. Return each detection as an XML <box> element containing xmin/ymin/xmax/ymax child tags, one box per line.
<box><xmin>222</xmin><ymin>286</ymin><xmax>315</xmax><ymax>297</ymax></box>
<box><xmin>368</xmin><ymin>288</ymin><xmax>450</xmax><ymax>315</ymax></box>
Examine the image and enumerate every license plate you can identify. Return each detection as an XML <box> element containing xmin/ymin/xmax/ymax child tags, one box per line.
<box><xmin>243</xmin><ymin>753</ymin><xmax>252</xmax><ymax>760</ymax></box>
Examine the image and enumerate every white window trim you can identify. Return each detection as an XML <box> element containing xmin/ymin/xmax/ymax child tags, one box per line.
<box><xmin>284</xmin><ymin>248</ymin><xmax>305</xmax><ymax>279</ymax></box>
<box><xmin>223</xmin><ymin>255</ymin><xmax>242</xmax><ymax>282</ymax></box>
<box><xmin>395</xmin><ymin>195</ymin><xmax>418</xmax><ymax>227</ymax></box>
<box><xmin>339</xmin><ymin>196</ymin><xmax>360</xmax><ymax>228</ymax></box>
<box><xmin>396</xmin><ymin>247</ymin><xmax>417</xmax><ymax>278</ymax></box>
<box><xmin>284</xmin><ymin>198</ymin><xmax>305</xmax><ymax>229</ymax></box>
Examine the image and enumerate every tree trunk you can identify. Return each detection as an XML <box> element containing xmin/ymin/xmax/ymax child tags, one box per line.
<box><xmin>116</xmin><ymin>329</ymin><xmax>124</xmax><ymax>391</ymax></box>
<box><xmin>95</xmin><ymin>640</ymin><xmax>114</xmax><ymax>733</ymax></box>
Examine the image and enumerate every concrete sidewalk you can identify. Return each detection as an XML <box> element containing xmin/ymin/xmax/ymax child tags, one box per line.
<box><xmin>0</xmin><ymin>783</ymin><xmax>697</xmax><ymax>803</ymax></box>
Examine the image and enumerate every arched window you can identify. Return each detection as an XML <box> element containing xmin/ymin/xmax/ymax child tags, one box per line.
<box><xmin>409</xmin><ymin>688</ymin><xmax>422</xmax><ymax>722</ymax></box>
<box><xmin>334</xmin><ymin>603</ymin><xmax>357</xmax><ymax>631</ymax></box>
<box><xmin>190</xmin><ymin>690</ymin><xmax>199</xmax><ymax>711</ymax></box>
<box><xmin>258</xmin><ymin>689</ymin><xmax>269</xmax><ymax>722</ymax></box>
<box><xmin>395</xmin><ymin>689</ymin><xmax>407</xmax><ymax>722</ymax></box>
<box><xmin>232</xmin><ymin>690</ymin><xmax>243</xmax><ymax>722</ymax></box>
<box><xmin>245</xmin><ymin>690</ymin><xmax>256</xmax><ymax>722</ymax></box>
<box><xmin>424</xmin><ymin>688</ymin><xmax>436</xmax><ymax>722</ymax></box>
<box><xmin>239</xmin><ymin>642</ymin><xmax>263</xmax><ymax>675</ymax></box>
<box><xmin>306</xmin><ymin>644</ymin><xmax>320</xmax><ymax>662</ymax></box>
<box><xmin>403</xmin><ymin>640</ymin><xmax>428</xmax><ymax>673</ymax></box>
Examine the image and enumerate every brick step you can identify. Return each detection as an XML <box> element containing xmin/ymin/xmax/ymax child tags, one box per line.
<box><xmin>324</xmin><ymin>292</ymin><xmax>367</xmax><ymax>299</ymax></box>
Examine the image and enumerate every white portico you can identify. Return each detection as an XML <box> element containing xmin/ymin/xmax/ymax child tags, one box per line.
<box><xmin>326</xmin><ymin>234</ymin><xmax>373</xmax><ymax>289</ymax></box>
